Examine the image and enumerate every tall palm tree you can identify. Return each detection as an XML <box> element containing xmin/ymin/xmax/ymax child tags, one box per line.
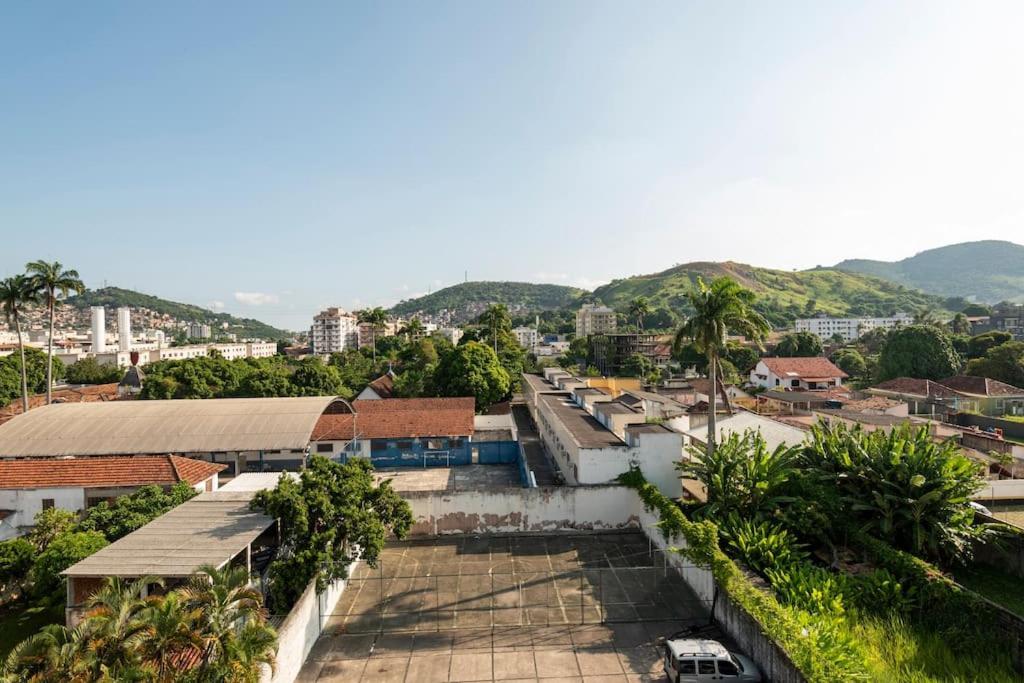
<box><xmin>179</xmin><ymin>564</ymin><xmax>271</xmax><ymax>674</ymax></box>
<box><xmin>357</xmin><ymin>307</ymin><xmax>388</xmax><ymax>365</ymax></box>
<box><xmin>25</xmin><ymin>261</ymin><xmax>85</xmax><ymax>404</ymax></box>
<box><xmin>398</xmin><ymin>317</ymin><xmax>425</xmax><ymax>342</ymax></box>
<box><xmin>0</xmin><ymin>275</ymin><xmax>40</xmax><ymax>413</ymax></box>
<box><xmin>137</xmin><ymin>592</ymin><xmax>203</xmax><ymax>682</ymax></box>
<box><xmin>673</xmin><ymin>277</ymin><xmax>770</xmax><ymax>458</ymax></box>
<box><xmin>629</xmin><ymin>296</ymin><xmax>651</xmax><ymax>331</ymax></box>
<box><xmin>81</xmin><ymin>576</ymin><xmax>157</xmax><ymax>677</ymax></box>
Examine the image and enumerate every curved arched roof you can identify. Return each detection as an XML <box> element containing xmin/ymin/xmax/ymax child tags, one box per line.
<box><xmin>0</xmin><ymin>396</ymin><xmax>347</xmax><ymax>458</ymax></box>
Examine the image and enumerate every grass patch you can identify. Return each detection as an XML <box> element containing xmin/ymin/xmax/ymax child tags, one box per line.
<box><xmin>954</xmin><ymin>565</ymin><xmax>1024</xmax><ymax>617</ymax></box>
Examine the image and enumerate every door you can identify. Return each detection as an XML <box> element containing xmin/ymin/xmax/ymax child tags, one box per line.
<box><xmin>663</xmin><ymin>646</ymin><xmax>677</xmax><ymax>682</ymax></box>
<box><xmin>697</xmin><ymin>659</ymin><xmax>717</xmax><ymax>680</ymax></box>
<box><xmin>677</xmin><ymin>658</ymin><xmax>699</xmax><ymax>682</ymax></box>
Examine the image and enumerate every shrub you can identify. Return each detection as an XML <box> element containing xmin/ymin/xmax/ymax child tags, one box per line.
<box><xmin>764</xmin><ymin>562</ymin><xmax>847</xmax><ymax>617</ymax></box>
<box><xmin>30</xmin><ymin>531</ymin><xmax>108</xmax><ymax>596</ymax></box>
<box><xmin>719</xmin><ymin>516</ymin><xmax>807</xmax><ymax>574</ymax></box>
<box><xmin>0</xmin><ymin>538</ymin><xmax>34</xmax><ymax>584</ymax></box>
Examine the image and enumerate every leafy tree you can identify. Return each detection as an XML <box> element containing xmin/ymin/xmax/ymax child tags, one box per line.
<box><xmin>30</xmin><ymin>531</ymin><xmax>108</xmax><ymax>596</ymax></box>
<box><xmin>0</xmin><ymin>538</ymin><xmax>34</xmax><ymax>584</ymax></box>
<box><xmin>65</xmin><ymin>357</ymin><xmax>123</xmax><ymax>385</ymax></box>
<box><xmin>398</xmin><ymin>317</ymin><xmax>425</xmax><ymax>341</ymax></box>
<box><xmin>0</xmin><ymin>347</ymin><xmax>63</xmax><ymax>408</ymax></box>
<box><xmin>433</xmin><ymin>341</ymin><xmax>510</xmax><ymax>410</ymax></box>
<box><xmin>78</xmin><ymin>482</ymin><xmax>197</xmax><ymax>542</ymax></box>
<box><xmin>802</xmin><ymin>422</ymin><xmax>986</xmax><ymax>564</ymax></box>
<box><xmin>289</xmin><ymin>357</ymin><xmax>348</xmax><ymax>398</ymax></box>
<box><xmin>965</xmin><ymin>341</ymin><xmax>1024</xmax><ymax>388</ymax></box>
<box><xmin>25</xmin><ymin>260</ymin><xmax>85</xmax><ymax>404</ymax></box>
<box><xmin>830</xmin><ymin>348</ymin><xmax>868</xmax><ymax>378</ymax></box>
<box><xmin>29</xmin><ymin>507</ymin><xmax>78</xmax><ymax>551</ymax></box>
<box><xmin>856</xmin><ymin>327</ymin><xmax>889</xmax><ymax>354</ymax></box>
<box><xmin>672</xmin><ymin>277</ymin><xmax>771</xmax><ymax>457</ymax></box>
<box><xmin>773</xmin><ymin>331</ymin><xmax>823</xmax><ymax>357</ymax></box>
<box><xmin>329</xmin><ymin>349</ymin><xmax>377</xmax><ymax>391</ymax></box>
<box><xmin>0</xmin><ymin>275</ymin><xmax>40</xmax><ymax>413</ymax></box>
<box><xmin>877</xmin><ymin>325</ymin><xmax>961</xmax><ymax>381</ymax></box>
<box><xmin>236</xmin><ymin>365</ymin><xmax>293</xmax><ymax>397</ymax></box>
<box><xmin>620</xmin><ymin>353</ymin><xmax>653</xmax><ymax>379</ymax></box>
<box><xmin>967</xmin><ymin>331</ymin><xmax>1012</xmax><ymax>359</ymax></box>
<box><xmin>961</xmin><ymin>303</ymin><xmax>991</xmax><ymax>316</ymax></box>
<box><xmin>948</xmin><ymin>312</ymin><xmax>971</xmax><ymax>335</ymax></box>
<box><xmin>250</xmin><ymin>457</ymin><xmax>412</xmax><ymax>611</ymax></box>
<box><xmin>724</xmin><ymin>343</ymin><xmax>760</xmax><ymax>374</ymax></box>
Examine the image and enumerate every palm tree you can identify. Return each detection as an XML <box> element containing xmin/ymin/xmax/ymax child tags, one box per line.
<box><xmin>398</xmin><ymin>317</ymin><xmax>425</xmax><ymax>342</ymax></box>
<box><xmin>357</xmin><ymin>307</ymin><xmax>388</xmax><ymax>365</ymax></box>
<box><xmin>180</xmin><ymin>564</ymin><xmax>273</xmax><ymax>675</ymax></box>
<box><xmin>1</xmin><ymin>623</ymin><xmax>93</xmax><ymax>682</ymax></box>
<box><xmin>0</xmin><ymin>275</ymin><xmax>40</xmax><ymax>413</ymax></box>
<box><xmin>673</xmin><ymin>277</ymin><xmax>770</xmax><ymax>458</ymax></box>
<box><xmin>629</xmin><ymin>296</ymin><xmax>651</xmax><ymax>331</ymax></box>
<box><xmin>81</xmin><ymin>576</ymin><xmax>157</xmax><ymax>677</ymax></box>
<box><xmin>25</xmin><ymin>260</ymin><xmax>85</xmax><ymax>404</ymax></box>
<box><xmin>137</xmin><ymin>592</ymin><xmax>203</xmax><ymax>682</ymax></box>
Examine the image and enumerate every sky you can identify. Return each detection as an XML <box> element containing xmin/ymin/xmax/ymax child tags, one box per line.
<box><xmin>3</xmin><ymin>1</ymin><xmax>1024</xmax><ymax>330</ymax></box>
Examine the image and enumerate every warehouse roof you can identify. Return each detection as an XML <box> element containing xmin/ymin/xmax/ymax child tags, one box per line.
<box><xmin>0</xmin><ymin>396</ymin><xmax>347</xmax><ymax>458</ymax></box>
<box><xmin>311</xmin><ymin>397</ymin><xmax>475</xmax><ymax>440</ymax></box>
<box><xmin>0</xmin><ymin>455</ymin><xmax>224</xmax><ymax>489</ymax></box>
<box><xmin>63</xmin><ymin>490</ymin><xmax>274</xmax><ymax>578</ymax></box>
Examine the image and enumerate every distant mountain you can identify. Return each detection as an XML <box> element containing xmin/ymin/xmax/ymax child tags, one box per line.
<box><xmin>67</xmin><ymin>287</ymin><xmax>290</xmax><ymax>339</ymax></box>
<box><xmin>835</xmin><ymin>240</ymin><xmax>1024</xmax><ymax>303</ymax></box>
<box><xmin>591</xmin><ymin>261</ymin><xmax>948</xmax><ymax>328</ymax></box>
<box><xmin>390</xmin><ymin>281</ymin><xmax>585</xmax><ymax>322</ymax></box>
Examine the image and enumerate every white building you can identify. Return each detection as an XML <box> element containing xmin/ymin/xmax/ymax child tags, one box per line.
<box><xmin>117</xmin><ymin>307</ymin><xmax>132</xmax><ymax>352</ymax></box>
<box><xmin>91</xmin><ymin>306</ymin><xmax>106</xmax><ymax>353</ymax></box>
<box><xmin>575</xmin><ymin>304</ymin><xmax>617</xmax><ymax>338</ymax></box>
<box><xmin>749</xmin><ymin>357</ymin><xmax>848</xmax><ymax>391</ymax></box>
<box><xmin>512</xmin><ymin>326</ymin><xmax>538</xmax><ymax>352</ymax></box>
<box><xmin>794</xmin><ymin>313</ymin><xmax>912</xmax><ymax>342</ymax></box>
<box><xmin>188</xmin><ymin>322</ymin><xmax>212</xmax><ymax>339</ymax></box>
<box><xmin>310</xmin><ymin>307</ymin><xmax>359</xmax><ymax>354</ymax></box>
<box><xmin>436</xmin><ymin>327</ymin><xmax>464</xmax><ymax>345</ymax></box>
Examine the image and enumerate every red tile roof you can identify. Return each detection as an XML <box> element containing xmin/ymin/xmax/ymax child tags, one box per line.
<box><xmin>760</xmin><ymin>357</ymin><xmax>848</xmax><ymax>379</ymax></box>
<box><xmin>939</xmin><ymin>375</ymin><xmax>1024</xmax><ymax>397</ymax></box>
<box><xmin>870</xmin><ymin>377</ymin><xmax>963</xmax><ymax>398</ymax></box>
<box><xmin>365</xmin><ymin>374</ymin><xmax>395</xmax><ymax>399</ymax></box>
<box><xmin>0</xmin><ymin>455</ymin><xmax>224</xmax><ymax>490</ymax></box>
<box><xmin>312</xmin><ymin>397</ymin><xmax>475</xmax><ymax>441</ymax></box>
<box><xmin>0</xmin><ymin>383</ymin><xmax>121</xmax><ymax>426</ymax></box>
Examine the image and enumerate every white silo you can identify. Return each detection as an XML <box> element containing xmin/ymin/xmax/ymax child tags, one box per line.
<box><xmin>91</xmin><ymin>306</ymin><xmax>106</xmax><ymax>353</ymax></box>
<box><xmin>117</xmin><ymin>307</ymin><xmax>132</xmax><ymax>352</ymax></box>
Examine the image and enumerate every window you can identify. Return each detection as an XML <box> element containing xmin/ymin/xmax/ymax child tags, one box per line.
<box><xmin>316</xmin><ymin>443</ymin><xmax>333</xmax><ymax>453</ymax></box>
<box><xmin>698</xmin><ymin>660</ymin><xmax>716</xmax><ymax>675</ymax></box>
<box><xmin>42</xmin><ymin>499</ymin><xmax>55</xmax><ymax>510</ymax></box>
<box><xmin>371</xmin><ymin>441</ymin><xmax>387</xmax><ymax>452</ymax></box>
<box><xmin>397</xmin><ymin>440</ymin><xmax>413</xmax><ymax>450</ymax></box>
<box><xmin>678</xmin><ymin>660</ymin><xmax>696</xmax><ymax>674</ymax></box>
<box><xmin>791</xmin><ymin>379</ymin><xmax>800</xmax><ymax>388</ymax></box>
<box><xmin>718</xmin><ymin>659</ymin><xmax>739</xmax><ymax>676</ymax></box>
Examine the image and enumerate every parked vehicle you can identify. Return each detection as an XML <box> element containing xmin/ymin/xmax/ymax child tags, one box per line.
<box><xmin>662</xmin><ymin>638</ymin><xmax>762</xmax><ymax>682</ymax></box>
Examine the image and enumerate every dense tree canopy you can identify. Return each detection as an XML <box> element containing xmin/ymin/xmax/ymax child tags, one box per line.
<box><xmin>830</xmin><ymin>348</ymin><xmax>868</xmax><ymax>378</ymax></box>
<box><xmin>965</xmin><ymin>341</ymin><xmax>1024</xmax><ymax>388</ymax></box>
<box><xmin>877</xmin><ymin>325</ymin><xmax>961</xmax><ymax>381</ymax></box>
<box><xmin>433</xmin><ymin>341</ymin><xmax>511</xmax><ymax>409</ymax></box>
<box><xmin>966</xmin><ymin>331</ymin><xmax>1012</xmax><ymax>359</ymax></box>
<box><xmin>773</xmin><ymin>331</ymin><xmax>824</xmax><ymax>357</ymax></box>
<box><xmin>250</xmin><ymin>457</ymin><xmax>412</xmax><ymax>612</ymax></box>
<box><xmin>65</xmin><ymin>357</ymin><xmax>123</xmax><ymax>385</ymax></box>
<box><xmin>0</xmin><ymin>347</ymin><xmax>63</xmax><ymax>408</ymax></box>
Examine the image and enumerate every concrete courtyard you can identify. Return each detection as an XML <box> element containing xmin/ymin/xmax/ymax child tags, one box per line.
<box><xmin>297</xmin><ymin>533</ymin><xmax>710</xmax><ymax>681</ymax></box>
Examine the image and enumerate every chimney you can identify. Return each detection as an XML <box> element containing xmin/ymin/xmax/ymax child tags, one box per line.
<box><xmin>117</xmin><ymin>307</ymin><xmax>132</xmax><ymax>352</ymax></box>
<box><xmin>91</xmin><ymin>306</ymin><xmax>106</xmax><ymax>353</ymax></box>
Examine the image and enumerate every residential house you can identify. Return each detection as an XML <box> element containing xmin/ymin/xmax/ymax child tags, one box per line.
<box><xmin>748</xmin><ymin>357</ymin><xmax>848</xmax><ymax>391</ymax></box>
<box><xmin>938</xmin><ymin>376</ymin><xmax>1024</xmax><ymax>417</ymax></box>
<box><xmin>356</xmin><ymin>371</ymin><xmax>396</xmax><ymax>400</ymax></box>
<box><xmin>866</xmin><ymin>376</ymin><xmax>1024</xmax><ymax>417</ymax></box>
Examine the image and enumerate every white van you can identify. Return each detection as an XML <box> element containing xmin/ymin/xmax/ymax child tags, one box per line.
<box><xmin>662</xmin><ymin>638</ymin><xmax>762</xmax><ymax>682</ymax></box>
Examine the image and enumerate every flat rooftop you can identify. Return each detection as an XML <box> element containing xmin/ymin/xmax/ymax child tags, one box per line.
<box><xmin>522</xmin><ymin>374</ymin><xmax>566</xmax><ymax>394</ymax></box>
<box><xmin>594</xmin><ymin>401</ymin><xmax>640</xmax><ymax>416</ymax></box>
<box><xmin>64</xmin><ymin>491</ymin><xmax>274</xmax><ymax>578</ymax></box>
<box><xmin>625</xmin><ymin>423</ymin><xmax>674</xmax><ymax>435</ymax></box>
<box><xmin>375</xmin><ymin>465</ymin><xmax>520</xmax><ymax>492</ymax></box>
<box><xmin>539</xmin><ymin>394</ymin><xmax>625</xmax><ymax>449</ymax></box>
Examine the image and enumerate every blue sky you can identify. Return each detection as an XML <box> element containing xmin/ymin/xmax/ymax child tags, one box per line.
<box><xmin>3</xmin><ymin>1</ymin><xmax>1023</xmax><ymax>330</ymax></box>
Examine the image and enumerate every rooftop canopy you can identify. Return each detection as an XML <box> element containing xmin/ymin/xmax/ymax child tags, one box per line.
<box><xmin>0</xmin><ymin>396</ymin><xmax>349</xmax><ymax>458</ymax></box>
<box><xmin>63</xmin><ymin>491</ymin><xmax>274</xmax><ymax>578</ymax></box>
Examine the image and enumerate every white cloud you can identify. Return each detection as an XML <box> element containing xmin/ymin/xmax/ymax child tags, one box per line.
<box><xmin>234</xmin><ymin>291</ymin><xmax>279</xmax><ymax>306</ymax></box>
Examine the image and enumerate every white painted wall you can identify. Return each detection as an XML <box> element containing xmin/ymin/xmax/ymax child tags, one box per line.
<box><xmin>0</xmin><ymin>487</ymin><xmax>87</xmax><ymax>532</ymax></box>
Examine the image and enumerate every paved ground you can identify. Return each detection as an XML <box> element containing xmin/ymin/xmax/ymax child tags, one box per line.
<box><xmin>511</xmin><ymin>404</ymin><xmax>558</xmax><ymax>486</ymax></box>
<box><xmin>298</xmin><ymin>534</ymin><xmax>709</xmax><ymax>681</ymax></box>
<box><xmin>374</xmin><ymin>465</ymin><xmax>520</xmax><ymax>493</ymax></box>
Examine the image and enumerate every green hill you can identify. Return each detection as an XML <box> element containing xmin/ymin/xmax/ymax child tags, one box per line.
<box><xmin>835</xmin><ymin>240</ymin><xmax>1024</xmax><ymax>303</ymax></box>
<box><xmin>67</xmin><ymin>287</ymin><xmax>290</xmax><ymax>339</ymax></box>
<box><xmin>390</xmin><ymin>281</ymin><xmax>585</xmax><ymax>320</ymax></box>
<box><xmin>590</xmin><ymin>262</ymin><xmax>949</xmax><ymax>328</ymax></box>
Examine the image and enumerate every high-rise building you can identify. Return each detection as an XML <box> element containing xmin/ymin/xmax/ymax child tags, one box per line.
<box><xmin>575</xmin><ymin>304</ymin><xmax>617</xmax><ymax>338</ymax></box>
<box><xmin>117</xmin><ymin>307</ymin><xmax>132</xmax><ymax>352</ymax></box>
<box><xmin>91</xmin><ymin>306</ymin><xmax>106</xmax><ymax>353</ymax></box>
<box><xmin>512</xmin><ymin>326</ymin><xmax>538</xmax><ymax>351</ymax></box>
<box><xmin>188</xmin><ymin>322</ymin><xmax>212</xmax><ymax>339</ymax></box>
<box><xmin>310</xmin><ymin>307</ymin><xmax>359</xmax><ymax>354</ymax></box>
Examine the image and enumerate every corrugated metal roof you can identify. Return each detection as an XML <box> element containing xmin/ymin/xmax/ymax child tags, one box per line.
<box><xmin>686</xmin><ymin>411</ymin><xmax>807</xmax><ymax>451</ymax></box>
<box><xmin>0</xmin><ymin>396</ymin><xmax>344</xmax><ymax>458</ymax></box>
<box><xmin>63</xmin><ymin>490</ymin><xmax>274</xmax><ymax>578</ymax></box>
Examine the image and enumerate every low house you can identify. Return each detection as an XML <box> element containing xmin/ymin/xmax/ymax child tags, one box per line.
<box><xmin>0</xmin><ymin>456</ymin><xmax>224</xmax><ymax>541</ymax></box>
<box><xmin>938</xmin><ymin>376</ymin><xmax>1024</xmax><ymax>417</ymax></box>
<box><xmin>748</xmin><ymin>357</ymin><xmax>847</xmax><ymax>391</ymax></box>
<box><xmin>755</xmin><ymin>389</ymin><xmax>848</xmax><ymax>415</ymax></box>
<box><xmin>310</xmin><ymin>397</ymin><xmax>478</xmax><ymax>468</ymax></box>
<box><xmin>866</xmin><ymin>376</ymin><xmax>1024</xmax><ymax>417</ymax></box>
<box><xmin>62</xmin><ymin>490</ymin><xmax>277</xmax><ymax>627</ymax></box>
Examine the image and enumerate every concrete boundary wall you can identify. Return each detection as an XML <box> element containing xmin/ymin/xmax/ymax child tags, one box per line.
<box><xmin>261</xmin><ymin>564</ymin><xmax>354</xmax><ymax>683</ymax></box>
<box><xmin>403</xmin><ymin>485</ymin><xmax>642</xmax><ymax>536</ymax></box>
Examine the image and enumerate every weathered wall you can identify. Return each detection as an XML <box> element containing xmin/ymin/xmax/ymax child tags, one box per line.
<box><xmin>261</xmin><ymin>565</ymin><xmax>353</xmax><ymax>683</ymax></box>
<box><xmin>403</xmin><ymin>485</ymin><xmax>642</xmax><ymax>536</ymax></box>
<box><xmin>955</xmin><ymin>413</ymin><xmax>1024</xmax><ymax>441</ymax></box>
<box><xmin>976</xmin><ymin>478</ymin><xmax>1024</xmax><ymax>500</ymax></box>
